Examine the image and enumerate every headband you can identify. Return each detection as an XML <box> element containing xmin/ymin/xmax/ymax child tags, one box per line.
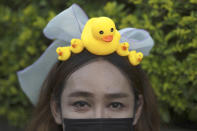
<box><xmin>16</xmin><ymin>3</ymin><xmax>154</xmax><ymax>105</ymax></box>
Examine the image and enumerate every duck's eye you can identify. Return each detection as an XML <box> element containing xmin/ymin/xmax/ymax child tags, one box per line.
<box><xmin>111</xmin><ymin>28</ymin><xmax>114</xmax><ymax>32</ymax></box>
<box><xmin>99</xmin><ymin>30</ymin><xmax>104</xmax><ymax>34</ymax></box>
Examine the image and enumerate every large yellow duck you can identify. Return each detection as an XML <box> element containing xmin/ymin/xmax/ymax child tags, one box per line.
<box><xmin>80</xmin><ymin>17</ymin><xmax>120</xmax><ymax>55</ymax></box>
<box><xmin>56</xmin><ymin>17</ymin><xmax>143</xmax><ymax>66</ymax></box>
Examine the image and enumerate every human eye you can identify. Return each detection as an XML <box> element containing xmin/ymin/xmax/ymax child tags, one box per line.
<box><xmin>72</xmin><ymin>101</ymin><xmax>91</xmax><ymax>112</ymax></box>
<box><xmin>107</xmin><ymin>102</ymin><xmax>125</xmax><ymax>111</ymax></box>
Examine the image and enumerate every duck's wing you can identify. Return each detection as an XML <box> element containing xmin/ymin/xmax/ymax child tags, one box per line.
<box><xmin>119</xmin><ymin>28</ymin><xmax>154</xmax><ymax>56</ymax></box>
<box><xmin>43</xmin><ymin>3</ymin><xmax>89</xmax><ymax>42</ymax></box>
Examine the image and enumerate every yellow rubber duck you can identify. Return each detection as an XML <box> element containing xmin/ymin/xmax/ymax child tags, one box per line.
<box><xmin>116</xmin><ymin>42</ymin><xmax>130</xmax><ymax>56</ymax></box>
<box><xmin>128</xmin><ymin>50</ymin><xmax>143</xmax><ymax>66</ymax></box>
<box><xmin>56</xmin><ymin>16</ymin><xmax>144</xmax><ymax>66</ymax></box>
<box><xmin>77</xmin><ymin>17</ymin><xmax>121</xmax><ymax>55</ymax></box>
<box><xmin>56</xmin><ymin>46</ymin><xmax>71</xmax><ymax>61</ymax></box>
<box><xmin>70</xmin><ymin>39</ymin><xmax>84</xmax><ymax>53</ymax></box>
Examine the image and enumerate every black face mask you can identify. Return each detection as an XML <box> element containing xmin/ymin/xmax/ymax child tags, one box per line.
<box><xmin>63</xmin><ymin>118</ymin><xmax>134</xmax><ymax>131</ymax></box>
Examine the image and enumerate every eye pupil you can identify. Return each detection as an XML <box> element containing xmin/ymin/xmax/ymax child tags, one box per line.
<box><xmin>73</xmin><ymin>101</ymin><xmax>87</xmax><ymax>107</ymax></box>
<box><xmin>111</xmin><ymin>28</ymin><xmax>114</xmax><ymax>32</ymax></box>
<box><xmin>112</xmin><ymin>103</ymin><xmax>119</xmax><ymax>108</ymax></box>
<box><xmin>99</xmin><ymin>30</ymin><xmax>104</xmax><ymax>34</ymax></box>
<box><xmin>80</xmin><ymin>103</ymin><xmax>85</xmax><ymax>107</ymax></box>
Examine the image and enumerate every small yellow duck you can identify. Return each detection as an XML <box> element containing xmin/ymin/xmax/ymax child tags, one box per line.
<box><xmin>128</xmin><ymin>50</ymin><xmax>143</xmax><ymax>66</ymax></box>
<box><xmin>116</xmin><ymin>42</ymin><xmax>130</xmax><ymax>56</ymax></box>
<box><xmin>56</xmin><ymin>47</ymin><xmax>71</xmax><ymax>61</ymax></box>
<box><xmin>70</xmin><ymin>39</ymin><xmax>84</xmax><ymax>53</ymax></box>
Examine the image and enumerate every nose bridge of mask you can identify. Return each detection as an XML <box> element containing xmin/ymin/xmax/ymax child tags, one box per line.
<box><xmin>63</xmin><ymin>118</ymin><xmax>134</xmax><ymax>131</ymax></box>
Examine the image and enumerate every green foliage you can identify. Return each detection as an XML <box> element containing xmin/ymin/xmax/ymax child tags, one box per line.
<box><xmin>0</xmin><ymin>1</ymin><xmax>56</xmax><ymax>127</ymax></box>
<box><xmin>0</xmin><ymin>0</ymin><xmax>197</xmax><ymax>127</ymax></box>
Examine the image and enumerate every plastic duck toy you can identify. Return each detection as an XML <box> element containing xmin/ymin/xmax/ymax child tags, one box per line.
<box><xmin>70</xmin><ymin>39</ymin><xmax>84</xmax><ymax>53</ymax></box>
<box><xmin>116</xmin><ymin>42</ymin><xmax>130</xmax><ymax>56</ymax></box>
<box><xmin>56</xmin><ymin>16</ymin><xmax>143</xmax><ymax>66</ymax></box>
<box><xmin>69</xmin><ymin>17</ymin><xmax>122</xmax><ymax>55</ymax></box>
<box><xmin>80</xmin><ymin>17</ymin><xmax>121</xmax><ymax>55</ymax></box>
<box><xmin>56</xmin><ymin>47</ymin><xmax>71</xmax><ymax>61</ymax></box>
<box><xmin>128</xmin><ymin>51</ymin><xmax>144</xmax><ymax>66</ymax></box>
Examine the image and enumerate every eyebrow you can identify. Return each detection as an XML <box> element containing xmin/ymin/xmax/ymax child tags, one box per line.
<box><xmin>68</xmin><ymin>91</ymin><xmax>129</xmax><ymax>99</ymax></box>
<box><xmin>68</xmin><ymin>91</ymin><xmax>94</xmax><ymax>98</ymax></box>
<box><xmin>105</xmin><ymin>93</ymin><xmax>129</xmax><ymax>99</ymax></box>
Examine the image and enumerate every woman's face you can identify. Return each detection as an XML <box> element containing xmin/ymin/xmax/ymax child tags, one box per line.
<box><xmin>61</xmin><ymin>59</ymin><xmax>135</xmax><ymax>119</ymax></box>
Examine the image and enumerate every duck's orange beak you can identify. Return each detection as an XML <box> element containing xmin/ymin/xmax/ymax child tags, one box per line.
<box><xmin>137</xmin><ymin>58</ymin><xmax>142</xmax><ymax>62</ymax></box>
<box><xmin>121</xmin><ymin>45</ymin><xmax>128</xmax><ymax>51</ymax></box>
<box><xmin>102</xmin><ymin>35</ymin><xmax>113</xmax><ymax>42</ymax></box>
<box><xmin>58</xmin><ymin>51</ymin><xmax>63</xmax><ymax>56</ymax></box>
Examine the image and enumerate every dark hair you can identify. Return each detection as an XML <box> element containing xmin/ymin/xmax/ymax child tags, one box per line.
<box><xmin>26</xmin><ymin>49</ymin><xmax>160</xmax><ymax>131</ymax></box>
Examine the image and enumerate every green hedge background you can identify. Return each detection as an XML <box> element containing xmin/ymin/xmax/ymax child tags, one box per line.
<box><xmin>0</xmin><ymin>0</ymin><xmax>197</xmax><ymax>128</ymax></box>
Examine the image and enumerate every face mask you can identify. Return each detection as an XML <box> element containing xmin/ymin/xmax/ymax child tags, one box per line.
<box><xmin>62</xmin><ymin>118</ymin><xmax>134</xmax><ymax>131</ymax></box>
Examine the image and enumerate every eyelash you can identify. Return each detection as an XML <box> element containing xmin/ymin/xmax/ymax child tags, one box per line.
<box><xmin>107</xmin><ymin>102</ymin><xmax>125</xmax><ymax>110</ymax></box>
<box><xmin>72</xmin><ymin>101</ymin><xmax>91</xmax><ymax>112</ymax></box>
<box><xmin>72</xmin><ymin>101</ymin><xmax>125</xmax><ymax>112</ymax></box>
<box><xmin>72</xmin><ymin>101</ymin><xmax>90</xmax><ymax>107</ymax></box>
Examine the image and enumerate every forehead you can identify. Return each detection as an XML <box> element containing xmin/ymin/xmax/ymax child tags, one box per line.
<box><xmin>63</xmin><ymin>59</ymin><xmax>133</xmax><ymax>95</ymax></box>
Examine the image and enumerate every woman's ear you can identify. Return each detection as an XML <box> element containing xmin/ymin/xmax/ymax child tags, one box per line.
<box><xmin>50</xmin><ymin>100</ymin><xmax>62</xmax><ymax>125</ymax></box>
<box><xmin>133</xmin><ymin>94</ymin><xmax>144</xmax><ymax>125</ymax></box>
